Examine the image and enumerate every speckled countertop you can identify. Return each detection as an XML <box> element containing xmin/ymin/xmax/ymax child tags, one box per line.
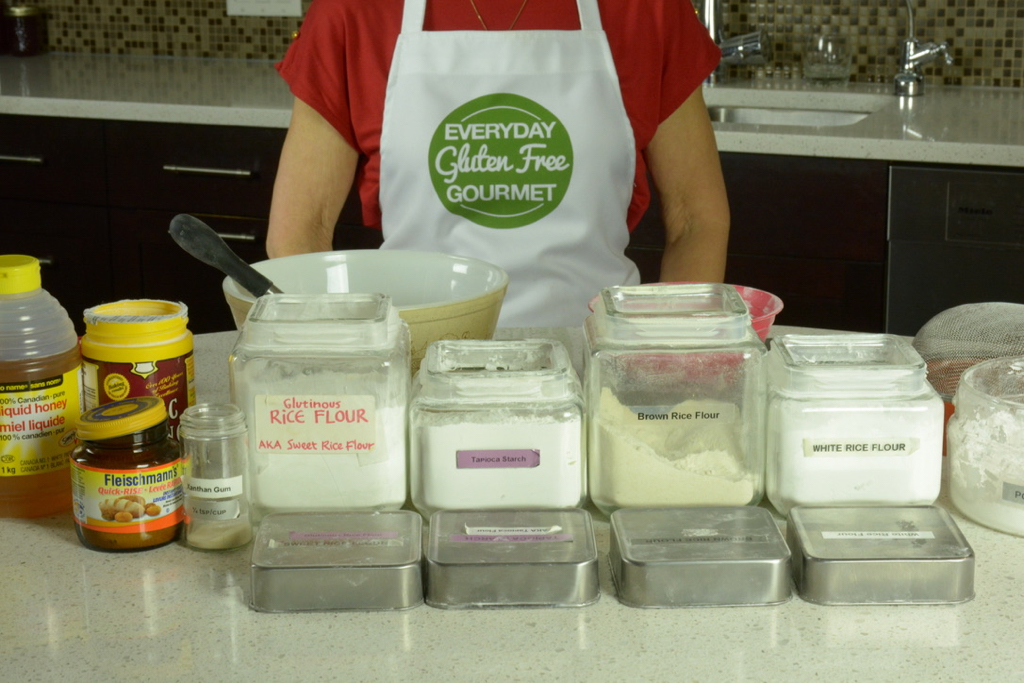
<box><xmin>3</xmin><ymin>325</ymin><xmax>1024</xmax><ymax>682</ymax></box>
<box><xmin>2</xmin><ymin>53</ymin><xmax>1023</xmax><ymax>167</ymax></box>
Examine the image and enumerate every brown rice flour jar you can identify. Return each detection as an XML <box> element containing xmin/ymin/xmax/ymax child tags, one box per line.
<box><xmin>584</xmin><ymin>284</ymin><xmax>768</xmax><ymax>515</ymax></box>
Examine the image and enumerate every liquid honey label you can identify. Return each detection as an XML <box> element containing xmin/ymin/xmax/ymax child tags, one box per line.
<box><xmin>81</xmin><ymin>353</ymin><xmax>196</xmax><ymax>440</ymax></box>
<box><xmin>71</xmin><ymin>460</ymin><xmax>184</xmax><ymax>533</ymax></box>
<box><xmin>0</xmin><ymin>368</ymin><xmax>80</xmax><ymax>477</ymax></box>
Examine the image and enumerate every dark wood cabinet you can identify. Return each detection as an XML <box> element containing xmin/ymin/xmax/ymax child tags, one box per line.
<box><xmin>627</xmin><ymin>153</ymin><xmax>889</xmax><ymax>333</ymax></box>
<box><xmin>103</xmin><ymin>122</ymin><xmax>289</xmax><ymax>332</ymax></box>
<box><xmin>1</xmin><ymin>199</ymin><xmax>111</xmax><ymax>333</ymax></box>
<box><xmin>1</xmin><ymin>115</ymin><xmax>110</xmax><ymax>333</ymax></box>
<box><xmin>105</xmin><ymin>121</ymin><xmax>286</xmax><ymax>217</ymax></box>
<box><xmin>108</xmin><ymin>209</ymin><xmax>270</xmax><ymax>333</ymax></box>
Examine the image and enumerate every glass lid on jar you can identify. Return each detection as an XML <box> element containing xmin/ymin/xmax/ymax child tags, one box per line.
<box><xmin>417</xmin><ymin>338</ymin><xmax>577</xmax><ymax>401</ymax></box>
<box><xmin>588</xmin><ymin>283</ymin><xmax>755</xmax><ymax>343</ymax></box>
<box><xmin>241</xmin><ymin>293</ymin><xmax>400</xmax><ymax>348</ymax></box>
<box><xmin>769</xmin><ymin>333</ymin><xmax>932</xmax><ymax>394</ymax></box>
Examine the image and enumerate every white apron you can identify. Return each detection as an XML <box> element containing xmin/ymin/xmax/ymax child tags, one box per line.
<box><xmin>378</xmin><ymin>0</ymin><xmax>640</xmax><ymax>327</ymax></box>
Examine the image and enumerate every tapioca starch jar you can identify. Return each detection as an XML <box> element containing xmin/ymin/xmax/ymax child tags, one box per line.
<box><xmin>409</xmin><ymin>339</ymin><xmax>585</xmax><ymax>517</ymax></box>
<box><xmin>584</xmin><ymin>284</ymin><xmax>767</xmax><ymax>515</ymax></box>
<box><xmin>80</xmin><ymin>300</ymin><xmax>196</xmax><ymax>441</ymax></box>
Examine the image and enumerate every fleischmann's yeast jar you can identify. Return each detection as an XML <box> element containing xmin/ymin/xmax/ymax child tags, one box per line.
<box><xmin>229</xmin><ymin>294</ymin><xmax>410</xmax><ymax>519</ymax></box>
<box><xmin>71</xmin><ymin>396</ymin><xmax>184</xmax><ymax>551</ymax></box>
<box><xmin>410</xmin><ymin>339</ymin><xmax>585</xmax><ymax>516</ymax></box>
<box><xmin>80</xmin><ymin>300</ymin><xmax>195</xmax><ymax>441</ymax></box>
<box><xmin>584</xmin><ymin>284</ymin><xmax>767</xmax><ymax>515</ymax></box>
<box><xmin>765</xmin><ymin>334</ymin><xmax>944</xmax><ymax>515</ymax></box>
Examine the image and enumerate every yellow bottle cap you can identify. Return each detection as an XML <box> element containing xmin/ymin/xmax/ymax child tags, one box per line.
<box><xmin>77</xmin><ymin>397</ymin><xmax>168</xmax><ymax>441</ymax></box>
<box><xmin>0</xmin><ymin>255</ymin><xmax>42</xmax><ymax>295</ymax></box>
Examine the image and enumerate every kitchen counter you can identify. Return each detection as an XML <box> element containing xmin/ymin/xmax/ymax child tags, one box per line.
<box><xmin>3</xmin><ymin>326</ymin><xmax>1024</xmax><ymax>682</ymax></box>
<box><xmin>2</xmin><ymin>53</ymin><xmax>1024</xmax><ymax>167</ymax></box>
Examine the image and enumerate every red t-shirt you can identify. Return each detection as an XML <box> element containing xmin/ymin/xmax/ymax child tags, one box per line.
<box><xmin>277</xmin><ymin>0</ymin><xmax>720</xmax><ymax>231</ymax></box>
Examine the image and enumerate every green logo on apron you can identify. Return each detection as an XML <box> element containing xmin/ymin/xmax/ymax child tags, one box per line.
<box><xmin>429</xmin><ymin>93</ymin><xmax>573</xmax><ymax>229</ymax></box>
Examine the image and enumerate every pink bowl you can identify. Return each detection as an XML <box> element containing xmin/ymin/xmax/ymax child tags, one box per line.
<box><xmin>731</xmin><ymin>284</ymin><xmax>784</xmax><ymax>341</ymax></box>
<box><xmin>589</xmin><ymin>283</ymin><xmax>783</xmax><ymax>342</ymax></box>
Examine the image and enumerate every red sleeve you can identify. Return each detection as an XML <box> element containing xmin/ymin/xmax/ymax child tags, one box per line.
<box><xmin>603</xmin><ymin>0</ymin><xmax>721</xmax><ymax>229</ymax></box>
<box><xmin>276</xmin><ymin>0</ymin><xmax>400</xmax><ymax>154</ymax></box>
<box><xmin>276</xmin><ymin>0</ymin><xmax>402</xmax><ymax>227</ymax></box>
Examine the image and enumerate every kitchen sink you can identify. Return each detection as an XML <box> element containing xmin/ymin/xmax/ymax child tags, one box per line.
<box><xmin>707</xmin><ymin>105</ymin><xmax>870</xmax><ymax>127</ymax></box>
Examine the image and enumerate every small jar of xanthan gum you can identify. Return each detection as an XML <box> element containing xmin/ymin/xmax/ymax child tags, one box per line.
<box><xmin>70</xmin><ymin>397</ymin><xmax>184</xmax><ymax>552</ymax></box>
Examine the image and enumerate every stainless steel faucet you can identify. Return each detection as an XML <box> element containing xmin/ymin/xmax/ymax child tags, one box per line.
<box><xmin>697</xmin><ymin>0</ymin><xmax>771</xmax><ymax>82</ymax></box>
<box><xmin>894</xmin><ymin>0</ymin><xmax>953</xmax><ymax>96</ymax></box>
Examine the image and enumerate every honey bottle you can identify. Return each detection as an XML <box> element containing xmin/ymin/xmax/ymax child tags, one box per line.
<box><xmin>0</xmin><ymin>255</ymin><xmax>81</xmax><ymax>518</ymax></box>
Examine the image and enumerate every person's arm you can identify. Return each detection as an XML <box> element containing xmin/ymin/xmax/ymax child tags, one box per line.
<box><xmin>645</xmin><ymin>87</ymin><xmax>731</xmax><ymax>283</ymax></box>
<box><xmin>266</xmin><ymin>97</ymin><xmax>359</xmax><ymax>257</ymax></box>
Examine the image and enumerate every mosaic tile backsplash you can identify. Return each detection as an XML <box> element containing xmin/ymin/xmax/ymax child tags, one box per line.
<box><xmin>22</xmin><ymin>0</ymin><xmax>1024</xmax><ymax>88</ymax></box>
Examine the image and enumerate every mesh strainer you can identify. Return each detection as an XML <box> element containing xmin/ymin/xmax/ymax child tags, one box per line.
<box><xmin>912</xmin><ymin>302</ymin><xmax>1024</xmax><ymax>400</ymax></box>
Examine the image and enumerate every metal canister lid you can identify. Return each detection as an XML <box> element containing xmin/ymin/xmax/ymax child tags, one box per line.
<box><xmin>787</xmin><ymin>505</ymin><xmax>975</xmax><ymax>605</ymax></box>
<box><xmin>609</xmin><ymin>507</ymin><xmax>791</xmax><ymax>608</ymax></box>
<box><xmin>250</xmin><ymin>511</ymin><xmax>424</xmax><ymax>612</ymax></box>
<box><xmin>425</xmin><ymin>508</ymin><xmax>599</xmax><ymax>609</ymax></box>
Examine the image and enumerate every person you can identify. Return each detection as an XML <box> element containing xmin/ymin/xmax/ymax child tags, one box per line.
<box><xmin>267</xmin><ymin>0</ymin><xmax>730</xmax><ymax>327</ymax></box>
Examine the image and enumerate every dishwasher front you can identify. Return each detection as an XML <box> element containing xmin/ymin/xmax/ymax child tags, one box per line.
<box><xmin>886</xmin><ymin>164</ymin><xmax>1024</xmax><ymax>337</ymax></box>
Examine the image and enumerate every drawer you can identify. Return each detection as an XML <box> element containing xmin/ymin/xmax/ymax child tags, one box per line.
<box><xmin>2</xmin><ymin>198</ymin><xmax>112</xmax><ymax>334</ymax></box>
<box><xmin>0</xmin><ymin>115</ymin><xmax>106</xmax><ymax>205</ymax></box>
<box><xmin>105</xmin><ymin>121</ymin><xmax>286</xmax><ymax>216</ymax></box>
<box><xmin>721</xmin><ymin>153</ymin><xmax>888</xmax><ymax>262</ymax></box>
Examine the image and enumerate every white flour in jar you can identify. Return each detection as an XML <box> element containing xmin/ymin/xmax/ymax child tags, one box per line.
<box><xmin>249</xmin><ymin>403</ymin><xmax>407</xmax><ymax>513</ymax></box>
<box><xmin>767</xmin><ymin>401</ymin><xmax>943</xmax><ymax>514</ymax></box>
<box><xmin>949</xmin><ymin>408</ymin><xmax>1024</xmax><ymax>535</ymax></box>
<box><xmin>590</xmin><ymin>388</ymin><xmax>754</xmax><ymax>510</ymax></box>
<box><xmin>412</xmin><ymin>410</ymin><xmax>583</xmax><ymax>515</ymax></box>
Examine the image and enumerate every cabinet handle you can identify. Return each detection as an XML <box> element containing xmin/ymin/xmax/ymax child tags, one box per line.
<box><xmin>161</xmin><ymin>164</ymin><xmax>254</xmax><ymax>178</ymax></box>
<box><xmin>0</xmin><ymin>154</ymin><xmax>45</xmax><ymax>165</ymax></box>
<box><xmin>216</xmin><ymin>232</ymin><xmax>257</xmax><ymax>243</ymax></box>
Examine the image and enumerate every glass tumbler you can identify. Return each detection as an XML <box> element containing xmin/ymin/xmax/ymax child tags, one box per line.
<box><xmin>803</xmin><ymin>33</ymin><xmax>852</xmax><ymax>84</ymax></box>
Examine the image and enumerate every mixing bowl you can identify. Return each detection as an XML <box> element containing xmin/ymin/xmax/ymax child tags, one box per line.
<box><xmin>222</xmin><ymin>250</ymin><xmax>508</xmax><ymax>368</ymax></box>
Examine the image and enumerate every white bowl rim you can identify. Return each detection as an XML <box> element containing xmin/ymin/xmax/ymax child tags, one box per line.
<box><xmin>221</xmin><ymin>249</ymin><xmax>510</xmax><ymax>312</ymax></box>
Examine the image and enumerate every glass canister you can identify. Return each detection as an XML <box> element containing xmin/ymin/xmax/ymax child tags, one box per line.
<box><xmin>4</xmin><ymin>5</ymin><xmax>45</xmax><ymax>57</ymax></box>
<box><xmin>179</xmin><ymin>404</ymin><xmax>252</xmax><ymax>551</ymax></box>
<box><xmin>410</xmin><ymin>339</ymin><xmax>585</xmax><ymax>516</ymax></box>
<box><xmin>765</xmin><ymin>334</ymin><xmax>944</xmax><ymax>515</ymax></box>
<box><xmin>229</xmin><ymin>293</ymin><xmax>410</xmax><ymax>519</ymax></box>
<box><xmin>584</xmin><ymin>284</ymin><xmax>767</xmax><ymax>515</ymax></box>
<box><xmin>948</xmin><ymin>355</ymin><xmax>1024</xmax><ymax>536</ymax></box>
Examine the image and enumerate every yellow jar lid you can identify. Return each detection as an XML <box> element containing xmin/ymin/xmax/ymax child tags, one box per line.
<box><xmin>0</xmin><ymin>255</ymin><xmax>41</xmax><ymax>295</ymax></box>
<box><xmin>77</xmin><ymin>397</ymin><xmax>168</xmax><ymax>441</ymax></box>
